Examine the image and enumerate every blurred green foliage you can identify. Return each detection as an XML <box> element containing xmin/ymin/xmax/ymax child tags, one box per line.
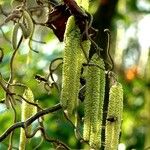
<box><xmin>0</xmin><ymin>0</ymin><xmax>150</xmax><ymax>149</ymax></box>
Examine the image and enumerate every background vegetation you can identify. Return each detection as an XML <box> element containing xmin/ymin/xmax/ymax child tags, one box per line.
<box><xmin>0</xmin><ymin>0</ymin><xmax>150</xmax><ymax>149</ymax></box>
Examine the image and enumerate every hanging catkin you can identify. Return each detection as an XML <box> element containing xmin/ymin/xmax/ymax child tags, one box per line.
<box><xmin>22</xmin><ymin>9</ymin><xmax>34</xmax><ymax>38</ymax></box>
<box><xmin>105</xmin><ymin>82</ymin><xmax>123</xmax><ymax>150</ymax></box>
<box><xmin>60</xmin><ymin>16</ymin><xmax>90</xmax><ymax>124</ymax></box>
<box><xmin>19</xmin><ymin>88</ymin><xmax>36</xmax><ymax>150</ymax></box>
<box><xmin>83</xmin><ymin>54</ymin><xmax>105</xmax><ymax>149</ymax></box>
<box><xmin>12</xmin><ymin>23</ymin><xmax>20</xmax><ymax>50</ymax></box>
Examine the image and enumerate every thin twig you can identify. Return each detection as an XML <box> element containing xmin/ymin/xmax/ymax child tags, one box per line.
<box><xmin>0</xmin><ymin>81</ymin><xmax>12</xmax><ymax>95</ymax></box>
<box><xmin>8</xmin><ymin>96</ymin><xmax>17</xmax><ymax>150</ymax></box>
<box><xmin>104</xmin><ymin>29</ymin><xmax>114</xmax><ymax>70</ymax></box>
<box><xmin>0</xmin><ymin>27</ymin><xmax>11</xmax><ymax>43</ymax></box>
<box><xmin>0</xmin><ymin>103</ymin><xmax>62</xmax><ymax>141</ymax></box>
<box><xmin>48</xmin><ymin>57</ymin><xmax>63</xmax><ymax>92</ymax></box>
<box><xmin>63</xmin><ymin>111</ymin><xmax>89</xmax><ymax>147</ymax></box>
<box><xmin>31</xmin><ymin>39</ymin><xmax>46</xmax><ymax>44</ymax></box>
<box><xmin>5</xmin><ymin>35</ymin><xmax>23</xmax><ymax>107</ymax></box>
<box><xmin>38</xmin><ymin>118</ymin><xmax>70</xmax><ymax>150</ymax></box>
<box><xmin>82</xmin><ymin>62</ymin><xmax>105</xmax><ymax>71</ymax></box>
<box><xmin>33</xmin><ymin>137</ymin><xmax>44</xmax><ymax>150</ymax></box>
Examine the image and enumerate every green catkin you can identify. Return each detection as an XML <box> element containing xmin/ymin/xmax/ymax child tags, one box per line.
<box><xmin>90</xmin><ymin>57</ymin><xmax>106</xmax><ymax>149</ymax></box>
<box><xmin>60</xmin><ymin>16</ymin><xmax>90</xmax><ymax>124</ymax></box>
<box><xmin>19</xmin><ymin>23</ymin><xmax>30</xmax><ymax>39</ymax></box>
<box><xmin>61</xmin><ymin>16</ymin><xmax>80</xmax><ymax>111</ymax></box>
<box><xmin>12</xmin><ymin>23</ymin><xmax>20</xmax><ymax>50</ymax></box>
<box><xmin>19</xmin><ymin>88</ymin><xmax>36</xmax><ymax>150</ymax></box>
<box><xmin>83</xmin><ymin>54</ymin><xmax>105</xmax><ymax>149</ymax></box>
<box><xmin>22</xmin><ymin>10</ymin><xmax>34</xmax><ymax>38</ymax></box>
<box><xmin>105</xmin><ymin>82</ymin><xmax>123</xmax><ymax>150</ymax></box>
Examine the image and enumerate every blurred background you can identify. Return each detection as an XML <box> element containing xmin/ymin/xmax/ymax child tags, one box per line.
<box><xmin>0</xmin><ymin>0</ymin><xmax>150</xmax><ymax>149</ymax></box>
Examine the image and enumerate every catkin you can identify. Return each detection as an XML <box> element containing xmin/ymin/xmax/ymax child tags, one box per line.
<box><xmin>11</xmin><ymin>10</ymin><xmax>34</xmax><ymax>49</ymax></box>
<box><xmin>60</xmin><ymin>16</ymin><xmax>90</xmax><ymax>124</ymax></box>
<box><xmin>22</xmin><ymin>10</ymin><xmax>34</xmax><ymax>38</ymax></box>
<box><xmin>19</xmin><ymin>88</ymin><xmax>36</xmax><ymax>150</ymax></box>
<box><xmin>12</xmin><ymin>23</ymin><xmax>20</xmax><ymax>50</ymax></box>
<box><xmin>83</xmin><ymin>54</ymin><xmax>105</xmax><ymax>149</ymax></box>
<box><xmin>105</xmin><ymin>82</ymin><xmax>123</xmax><ymax>150</ymax></box>
<box><xmin>19</xmin><ymin>23</ymin><xmax>30</xmax><ymax>39</ymax></box>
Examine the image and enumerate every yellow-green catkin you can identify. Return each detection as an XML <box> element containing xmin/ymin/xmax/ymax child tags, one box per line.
<box><xmin>83</xmin><ymin>54</ymin><xmax>105</xmax><ymax>149</ymax></box>
<box><xmin>60</xmin><ymin>16</ymin><xmax>90</xmax><ymax>124</ymax></box>
<box><xmin>19</xmin><ymin>23</ymin><xmax>30</xmax><ymax>39</ymax></box>
<box><xmin>19</xmin><ymin>88</ymin><xmax>36</xmax><ymax>150</ymax></box>
<box><xmin>105</xmin><ymin>82</ymin><xmax>123</xmax><ymax>150</ymax></box>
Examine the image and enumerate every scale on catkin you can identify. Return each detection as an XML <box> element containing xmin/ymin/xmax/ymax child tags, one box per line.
<box><xmin>60</xmin><ymin>16</ymin><xmax>90</xmax><ymax>125</ymax></box>
<box><xmin>83</xmin><ymin>54</ymin><xmax>105</xmax><ymax>149</ymax></box>
<box><xmin>105</xmin><ymin>82</ymin><xmax>123</xmax><ymax>150</ymax></box>
<box><xmin>19</xmin><ymin>88</ymin><xmax>37</xmax><ymax>150</ymax></box>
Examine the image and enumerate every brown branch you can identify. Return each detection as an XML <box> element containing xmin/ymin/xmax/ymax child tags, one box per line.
<box><xmin>38</xmin><ymin>119</ymin><xmax>70</xmax><ymax>149</ymax></box>
<box><xmin>48</xmin><ymin>57</ymin><xmax>63</xmax><ymax>92</ymax></box>
<box><xmin>15</xmin><ymin>94</ymin><xmax>43</xmax><ymax>111</ymax></box>
<box><xmin>0</xmin><ymin>122</ymin><xmax>23</xmax><ymax>142</ymax></box>
<box><xmin>0</xmin><ymin>103</ymin><xmax>62</xmax><ymax>142</ymax></box>
<box><xmin>0</xmin><ymin>27</ymin><xmax>11</xmax><ymax>43</ymax></box>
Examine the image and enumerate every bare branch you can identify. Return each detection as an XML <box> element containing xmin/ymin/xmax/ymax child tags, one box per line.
<box><xmin>0</xmin><ymin>103</ymin><xmax>62</xmax><ymax>142</ymax></box>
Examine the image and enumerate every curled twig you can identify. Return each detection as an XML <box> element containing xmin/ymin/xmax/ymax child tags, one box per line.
<box><xmin>5</xmin><ymin>36</ymin><xmax>21</xmax><ymax>107</ymax></box>
<box><xmin>104</xmin><ymin>29</ymin><xmax>114</xmax><ymax>70</ymax></box>
<box><xmin>15</xmin><ymin>94</ymin><xmax>43</xmax><ymax>111</ymax></box>
<box><xmin>82</xmin><ymin>62</ymin><xmax>106</xmax><ymax>72</ymax></box>
<box><xmin>8</xmin><ymin>95</ymin><xmax>17</xmax><ymax>150</ymax></box>
<box><xmin>47</xmin><ymin>57</ymin><xmax>63</xmax><ymax>92</ymax></box>
<box><xmin>0</xmin><ymin>103</ymin><xmax>62</xmax><ymax>142</ymax></box>
<box><xmin>63</xmin><ymin>111</ymin><xmax>89</xmax><ymax>146</ymax></box>
<box><xmin>31</xmin><ymin>39</ymin><xmax>46</xmax><ymax>44</ymax></box>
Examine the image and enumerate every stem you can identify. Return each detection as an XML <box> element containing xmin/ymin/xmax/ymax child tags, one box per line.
<box><xmin>0</xmin><ymin>103</ymin><xmax>62</xmax><ymax>142</ymax></box>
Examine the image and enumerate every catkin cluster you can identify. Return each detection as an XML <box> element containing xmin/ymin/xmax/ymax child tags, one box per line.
<box><xmin>83</xmin><ymin>54</ymin><xmax>105</xmax><ymax>149</ymax></box>
<box><xmin>60</xmin><ymin>16</ymin><xmax>91</xmax><ymax>124</ymax></box>
<box><xmin>60</xmin><ymin>1</ymin><xmax>123</xmax><ymax>150</ymax></box>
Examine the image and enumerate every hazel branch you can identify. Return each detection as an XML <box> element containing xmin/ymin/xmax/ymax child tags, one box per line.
<box><xmin>0</xmin><ymin>103</ymin><xmax>62</xmax><ymax>142</ymax></box>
